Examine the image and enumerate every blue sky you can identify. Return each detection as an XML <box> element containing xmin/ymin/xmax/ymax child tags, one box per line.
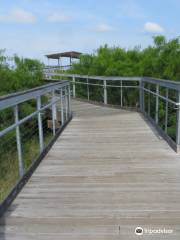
<box><xmin>0</xmin><ymin>0</ymin><xmax>179</xmax><ymax>63</ymax></box>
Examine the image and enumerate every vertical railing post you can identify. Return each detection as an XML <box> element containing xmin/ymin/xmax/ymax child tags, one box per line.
<box><xmin>87</xmin><ymin>78</ymin><xmax>90</xmax><ymax>101</ymax></box>
<box><xmin>73</xmin><ymin>76</ymin><xmax>76</xmax><ymax>98</ymax></box>
<box><xmin>37</xmin><ymin>96</ymin><xmax>44</xmax><ymax>152</ymax></box>
<box><xmin>148</xmin><ymin>86</ymin><xmax>150</xmax><ymax>116</ymax></box>
<box><xmin>120</xmin><ymin>80</ymin><xmax>123</xmax><ymax>107</ymax></box>
<box><xmin>52</xmin><ymin>91</ymin><xmax>57</xmax><ymax>136</ymax></box>
<box><xmin>103</xmin><ymin>79</ymin><xmax>107</xmax><ymax>104</ymax></box>
<box><xmin>61</xmin><ymin>88</ymin><xmax>64</xmax><ymax>125</ymax></box>
<box><xmin>139</xmin><ymin>80</ymin><xmax>144</xmax><ymax>112</ymax></box>
<box><xmin>165</xmin><ymin>88</ymin><xmax>169</xmax><ymax>133</ymax></box>
<box><xmin>176</xmin><ymin>91</ymin><xmax>180</xmax><ymax>151</ymax></box>
<box><xmin>65</xmin><ymin>86</ymin><xmax>68</xmax><ymax>120</ymax></box>
<box><xmin>155</xmin><ymin>84</ymin><xmax>159</xmax><ymax>124</ymax></box>
<box><xmin>14</xmin><ymin>105</ymin><xmax>24</xmax><ymax>177</ymax></box>
<box><xmin>68</xmin><ymin>84</ymin><xmax>72</xmax><ymax>117</ymax></box>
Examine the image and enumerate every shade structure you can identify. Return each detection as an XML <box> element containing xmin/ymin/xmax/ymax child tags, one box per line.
<box><xmin>45</xmin><ymin>51</ymin><xmax>82</xmax><ymax>60</ymax></box>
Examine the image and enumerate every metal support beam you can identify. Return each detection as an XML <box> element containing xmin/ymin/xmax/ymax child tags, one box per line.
<box><xmin>37</xmin><ymin>96</ymin><xmax>44</xmax><ymax>152</ymax></box>
<box><xmin>155</xmin><ymin>85</ymin><xmax>159</xmax><ymax>124</ymax></box>
<box><xmin>14</xmin><ymin>105</ymin><xmax>24</xmax><ymax>177</ymax></box>
<box><xmin>72</xmin><ymin>76</ymin><xmax>76</xmax><ymax>98</ymax></box>
<box><xmin>103</xmin><ymin>80</ymin><xmax>107</xmax><ymax>104</ymax></box>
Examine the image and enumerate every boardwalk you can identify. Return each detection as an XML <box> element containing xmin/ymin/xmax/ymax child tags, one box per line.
<box><xmin>1</xmin><ymin>100</ymin><xmax>180</xmax><ymax>239</ymax></box>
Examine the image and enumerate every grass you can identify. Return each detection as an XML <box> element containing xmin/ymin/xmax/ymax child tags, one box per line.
<box><xmin>0</xmin><ymin>129</ymin><xmax>53</xmax><ymax>203</ymax></box>
<box><xmin>0</xmin><ymin>151</ymin><xmax>19</xmax><ymax>202</ymax></box>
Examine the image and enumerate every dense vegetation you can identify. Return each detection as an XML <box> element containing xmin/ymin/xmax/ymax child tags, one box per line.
<box><xmin>70</xmin><ymin>36</ymin><xmax>180</xmax><ymax>80</ymax></box>
<box><xmin>0</xmin><ymin>51</ymin><xmax>46</xmax><ymax>202</ymax></box>
<box><xmin>68</xmin><ymin>36</ymin><xmax>180</xmax><ymax>141</ymax></box>
<box><xmin>0</xmin><ymin>50</ymin><xmax>44</xmax><ymax>96</ymax></box>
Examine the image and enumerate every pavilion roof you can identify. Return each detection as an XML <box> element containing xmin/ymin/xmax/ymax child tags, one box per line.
<box><xmin>45</xmin><ymin>51</ymin><xmax>82</xmax><ymax>59</ymax></box>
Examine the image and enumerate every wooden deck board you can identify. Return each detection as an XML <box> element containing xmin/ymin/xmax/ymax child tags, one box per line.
<box><xmin>1</xmin><ymin>100</ymin><xmax>180</xmax><ymax>239</ymax></box>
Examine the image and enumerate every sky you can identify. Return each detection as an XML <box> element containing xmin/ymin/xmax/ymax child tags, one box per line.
<box><xmin>0</xmin><ymin>0</ymin><xmax>179</xmax><ymax>63</ymax></box>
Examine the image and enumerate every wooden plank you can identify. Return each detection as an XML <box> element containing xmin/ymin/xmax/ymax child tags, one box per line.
<box><xmin>1</xmin><ymin>100</ymin><xmax>180</xmax><ymax>239</ymax></box>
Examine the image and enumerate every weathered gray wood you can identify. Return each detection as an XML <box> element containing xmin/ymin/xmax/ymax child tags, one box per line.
<box><xmin>1</xmin><ymin>100</ymin><xmax>180</xmax><ymax>239</ymax></box>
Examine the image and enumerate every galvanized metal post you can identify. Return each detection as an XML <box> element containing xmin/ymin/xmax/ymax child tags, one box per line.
<box><xmin>176</xmin><ymin>91</ymin><xmax>180</xmax><ymax>149</ymax></box>
<box><xmin>14</xmin><ymin>105</ymin><xmax>24</xmax><ymax>177</ymax></box>
<box><xmin>65</xmin><ymin>87</ymin><xmax>68</xmax><ymax>120</ymax></box>
<box><xmin>148</xmin><ymin>89</ymin><xmax>150</xmax><ymax>116</ymax></box>
<box><xmin>120</xmin><ymin>80</ymin><xmax>123</xmax><ymax>107</ymax></box>
<box><xmin>52</xmin><ymin>91</ymin><xmax>57</xmax><ymax>136</ymax></box>
<box><xmin>37</xmin><ymin>96</ymin><xmax>44</xmax><ymax>152</ymax></box>
<box><xmin>155</xmin><ymin>84</ymin><xmax>159</xmax><ymax>124</ymax></box>
<box><xmin>72</xmin><ymin>76</ymin><xmax>76</xmax><ymax>98</ymax></box>
<box><xmin>61</xmin><ymin>88</ymin><xmax>64</xmax><ymax>125</ymax></box>
<box><xmin>139</xmin><ymin>80</ymin><xmax>144</xmax><ymax>112</ymax></box>
<box><xmin>165</xmin><ymin>88</ymin><xmax>169</xmax><ymax>133</ymax></box>
<box><xmin>87</xmin><ymin>78</ymin><xmax>90</xmax><ymax>101</ymax></box>
<box><xmin>68</xmin><ymin>84</ymin><xmax>71</xmax><ymax>117</ymax></box>
<box><xmin>103</xmin><ymin>80</ymin><xmax>107</xmax><ymax>105</ymax></box>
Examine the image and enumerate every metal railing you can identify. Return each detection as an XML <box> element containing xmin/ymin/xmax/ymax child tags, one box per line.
<box><xmin>44</xmin><ymin>71</ymin><xmax>180</xmax><ymax>153</ymax></box>
<box><xmin>0</xmin><ymin>80</ymin><xmax>72</xmax><ymax>206</ymax></box>
<box><xmin>44</xmin><ymin>65</ymin><xmax>71</xmax><ymax>71</ymax></box>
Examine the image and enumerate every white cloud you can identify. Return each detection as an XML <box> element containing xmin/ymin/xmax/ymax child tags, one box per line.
<box><xmin>0</xmin><ymin>8</ymin><xmax>36</xmax><ymax>24</ymax></box>
<box><xmin>47</xmin><ymin>13</ymin><xmax>70</xmax><ymax>23</ymax></box>
<box><xmin>144</xmin><ymin>22</ymin><xmax>164</xmax><ymax>34</ymax></box>
<box><xmin>95</xmin><ymin>23</ymin><xmax>113</xmax><ymax>32</ymax></box>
